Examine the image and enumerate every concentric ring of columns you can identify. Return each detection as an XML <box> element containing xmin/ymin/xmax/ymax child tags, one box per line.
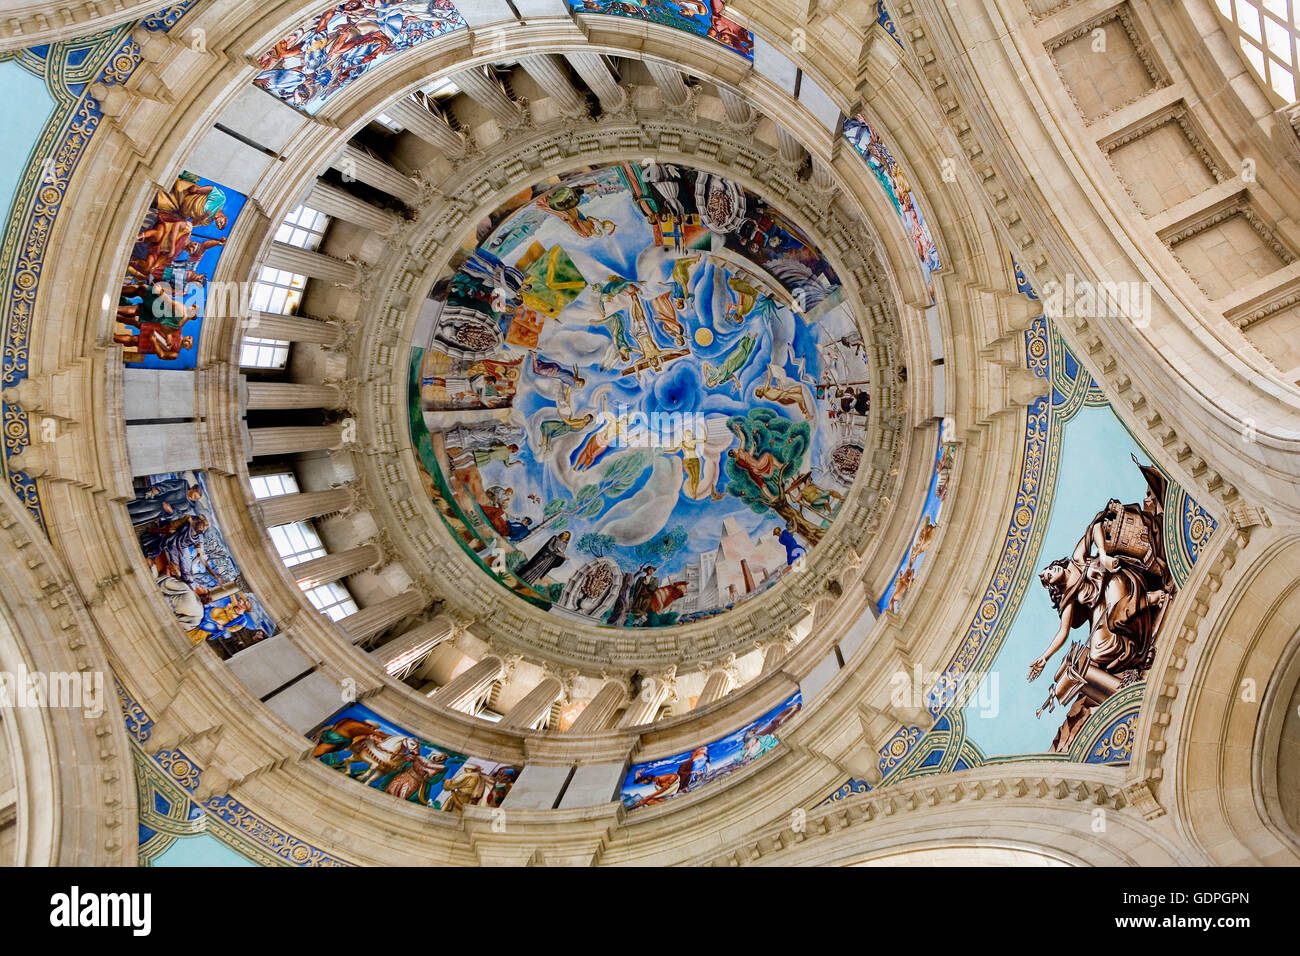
<box><xmin>180</xmin><ymin>23</ymin><xmax>950</xmax><ymax>695</ymax></box>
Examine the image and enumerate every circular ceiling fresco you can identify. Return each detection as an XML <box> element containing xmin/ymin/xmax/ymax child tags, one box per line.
<box><xmin>409</xmin><ymin>161</ymin><xmax>871</xmax><ymax>629</ymax></box>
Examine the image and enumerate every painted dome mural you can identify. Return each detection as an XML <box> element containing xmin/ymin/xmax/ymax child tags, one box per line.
<box><xmin>409</xmin><ymin>162</ymin><xmax>871</xmax><ymax>628</ymax></box>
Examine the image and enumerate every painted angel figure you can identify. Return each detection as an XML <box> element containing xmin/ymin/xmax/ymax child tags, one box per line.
<box><xmin>1027</xmin><ymin>458</ymin><xmax>1176</xmax><ymax>752</ymax></box>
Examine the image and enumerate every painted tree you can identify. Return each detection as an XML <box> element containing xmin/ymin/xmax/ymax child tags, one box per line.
<box><xmin>577</xmin><ymin>532</ymin><xmax>617</xmax><ymax>558</ymax></box>
<box><xmin>632</xmin><ymin>525</ymin><xmax>688</xmax><ymax>567</ymax></box>
<box><xmin>723</xmin><ymin>407</ymin><xmax>822</xmax><ymax>543</ymax></box>
<box><xmin>523</xmin><ymin>451</ymin><xmax>648</xmax><ymax>538</ymax></box>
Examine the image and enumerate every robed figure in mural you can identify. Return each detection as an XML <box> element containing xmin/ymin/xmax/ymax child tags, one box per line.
<box><xmin>516</xmin><ymin>531</ymin><xmax>571</xmax><ymax>585</ymax></box>
<box><xmin>1027</xmin><ymin>458</ymin><xmax>1176</xmax><ymax>752</ymax></box>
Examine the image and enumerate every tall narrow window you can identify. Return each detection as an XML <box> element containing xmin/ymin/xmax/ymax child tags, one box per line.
<box><xmin>1217</xmin><ymin>0</ymin><xmax>1299</xmax><ymax>103</ymax></box>
<box><xmin>302</xmin><ymin>581</ymin><xmax>360</xmax><ymax>622</ymax></box>
<box><xmin>274</xmin><ymin>205</ymin><xmax>330</xmax><ymax>251</ymax></box>
<box><xmin>250</xmin><ymin>472</ymin><xmax>300</xmax><ymax>500</ymax></box>
<box><xmin>267</xmin><ymin>521</ymin><xmax>327</xmax><ymax>568</ymax></box>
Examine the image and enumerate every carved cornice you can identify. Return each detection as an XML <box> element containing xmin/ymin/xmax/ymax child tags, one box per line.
<box><xmin>692</xmin><ymin>768</ymin><xmax>1136</xmax><ymax>866</ymax></box>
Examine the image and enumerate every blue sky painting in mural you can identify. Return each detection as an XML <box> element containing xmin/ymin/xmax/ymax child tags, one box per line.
<box><xmin>311</xmin><ymin>701</ymin><xmax>522</xmax><ymax>811</ymax></box>
<box><xmin>410</xmin><ymin>162</ymin><xmax>872</xmax><ymax>629</ymax></box>
<box><xmin>842</xmin><ymin>114</ymin><xmax>942</xmax><ymax>295</ymax></box>
<box><xmin>876</xmin><ymin>439</ymin><xmax>953</xmax><ymax>615</ymax></box>
<box><xmin>0</xmin><ymin>62</ymin><xmax>56</xmax><ymax>228</ymax></box>
<box><xmin>129</xmin><ymin>470</ymin><xmax>277</xmax><ymax>658</ymax></box>
<box><xmin>961</xmin><ymin>403</ymin><xmax>1165</xmax><ymax>757</ymax></box>
<box><xmin>117</xmin><ymin>172</ymin><xmax>247</xmax><ymax>371</ymax></box>
<box><xmin>254</xmin><ymin>0</ymin><xmax>468</xmax><ymax>114</ymax></box>
<box><xmin>620</xmin><ymin>691</ymin><xmax>802</xmax><ymax>809</ymax></box>
<box><xmin>565</xmin><ymin>0</ymin><xmax>754</xmax><ymax>59</ymax></box>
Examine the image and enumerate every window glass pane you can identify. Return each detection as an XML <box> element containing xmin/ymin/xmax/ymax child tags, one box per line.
<box><xmin>1266</xmin><ymin>15</ymin><xmax>1292</xmax><ymax>58</ymax></box>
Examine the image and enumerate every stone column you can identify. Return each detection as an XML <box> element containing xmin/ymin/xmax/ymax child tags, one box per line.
<box><xmin>244</xmin><ymin>311</ymin><xmax>339</xmax><ymax>346</ymax></box>
<box><xmin>291</xmin><ymin>543</ymin><xmax>380</xmax><ymax>588</ymax></box>
<box><xmin>717</xmin><ymin>86</ymin><xmax>754</xmax><ymax>127</ymax></box>
<box><xmin>810</xmin><ymin>158</ymin><xmax>836</xmax><ymax>194</ymax></box>
<box><xmin>263</xmin><ymin>243</ymin><xmax>360</xmax><ymax>287</ymax></box>
<box><xmin>775</xmin><ymin>126</ymin><xmax>807</xmax><ymax>166</ymax></box>
<box><xmin>331</xmin><ymin>144</ymin><xmax>423</xmax><ymax>204</ymax></box>
<box><xmin>427</xmin><ymin>655</ymin><xmax>506</xmax><ymax>713</ymax></box>
<box><xmin>246</xmin><ymin>381</ymin><xmax>343</xmax><ymax>411</ymax></box>
<box><xmin>501</xmin><ymin>677</ymin><xmax>563</xmax><ymax>730</ymax></box>
<box><xmin>617</xmin><ymin>669</ymin><xmax>675</xmax><ymax>728</ymax></box>
<box><xmin>644</xmin><ymin>60</ymin><xmax>691</xmax><ymax>108</ymax></box>
<box><xmin>696</xmin><ymin>666</ymin><xmax>735</xmax><ymax>708</ymax></box>
<box><xmin>248</xmin><ymin>424</ymin><xmax>345</xmax><ymax>459</ymax></box>
<box><xmin>761</xmin><ymin>634</ymin><xmax>797</xmax><ymax>676</ymax></box>
<box><xmin>337</xmin><ymin>589</ymin><xmax>424</xmax><ymax>645</ymax></box>
<box><xmin>306</xmin><ymin>181</ymin><xmax>400</xmax><ymax>235</ymax></box>
<box><xmin>566</xmin><ymin>680</ymin><xmax>626</xmax><ymax>733</ymax></box>
<box><xmin>520</xmin><ymin>54</ymin><xmax>589</xmax><ymax>117</ymax></box>
<box><xmin>383</xmin><ymin>97</ymin><xmax>468</xmax><ymax>155</ymax></box>
<box><xmin>256</xmin><ymin>487</ymin><xmax>353</xmax><ymax>526</ymax></box>
<box><xmin>451</xmin><ymin>67</ymin><xmax>526</xmax><ymax>127</ymax></box>
<box><xmin>369</xmin><ymin>615</ymin><xmax>456</xmax><ymax>676</ymax></box>
<box><xmin>567</xmin><ymin>52</ymin><xmax>627</xmax><ymax>113</ymax></box>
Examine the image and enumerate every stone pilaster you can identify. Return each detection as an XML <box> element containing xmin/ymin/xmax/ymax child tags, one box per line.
<box><xmin>427</xmin><ymin>655</ymin><xmax>506</xmax><ymax>713</ymax></box>
<box><xmin>291</xmin><ymin>544</ymin><xmax>381</xmax><ymax>587</ymax></box>
<box><xmin>337</xmin><ymin>589</ymin><xmax>425</xmax><ymax>645</ymax></box>
<box><xmin>263</xmin><ymin>242</ymin><xmax>360</xmax><ymax>287</ymax></box>
<box><xmin>384</xmin><ymin>97</ymin><xmax>469</xmax><ymax>156</ymax></box>
<box><xmin>248</xmin><ymin>423</ymin><xmax>345</xmax><ymax>458</ymax></box>
<box><xmin>451</xmin><ymin>66</ymin><xmax>527</xmax><ymax>128</ymax></box>
<box><xmin>245</xmin><ymin>381</ymin><xmax>344</xmax><ymax>410</ymax></box>
<box><xmin>520</xmin><ymin>54</ymin><xmax>589</xmax><ymax>118</ymax></box>
<box><xmin>306</xmin><ymin>181</ymin><xmax>401</xmax><ymax>235</ymax></box>
<box><xmin>500</xmin><ymin>677</ymin><xmax>563</xmax><ymax>730</ymax></box>
<box><xmin>566</xmin><ymin>680</ymin><xmax>626</xmax><ymax>733</ymax></box>
<box><xmin>567</xmin><ymin>52</ymin><xmax>628</xmax><ymax>114</ymax></box>
<box><xmin>255</xmin><ymin>487</ymin><xmax>353</xmax><ymax>526</ymax></box>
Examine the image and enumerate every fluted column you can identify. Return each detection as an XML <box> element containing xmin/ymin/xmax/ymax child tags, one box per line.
<box><xmin>292</xmin><ymin>544</ymin><xmax>380</xmax><ymax>588</ymax></box>
<box><xmin>427</xmin><ymin>655</ymin><xmax>506</xmax><ymax>713</ymax></box>
<box><xmin>246</xmin><ymin>381</ymin><xmax>343</xmax><ymax>411</ymax></box>
<box><xmin>810</xmin><ymin>158</ymin><xmax>836</xmax><ymax>194</ymax></box>
<box><xmin>383</xmin><ymin>97</ymin><xmax>468</xmax><ymax>155</ymax></box>
<box><xmin>696</xmin><ymin>668</ymin><xmax>735</xmax><ymax>709</ymax></box>
<box><xmin>775</xmin><ymin>126</ymin><xmax>807</xmax><ymax>166</ymax></box>
<box><xmin>369</xmin><ymin>615</ymin><xmax>456</xmax><ymax>676</ymax></box>
<box><xmin>618</xmin><ymin>669</ymin><xmax>675</xmax><ymax>728</ymax></box>
<box><xmin>761</xmin><ymin>634</ymin><xmax>797</xmax><ymax>676</ymax></box>
<box><xmin>567</xmin><ymin>52</ymin><xmax>627</xmax><ymax>113</ymax></box>
<box><xmin>248</xmin><ymin>423</ymin><xmax>344</xmax><ymax>458</ymax></box>
<box><xmin>644</xmin><ymin>60</ymin><xmax>691</xmax><ymax>108</ymax></box>
<box><xmin>337</xmin><ymin>589</ymin><xmax>424</xmax><ymax>645</ymax></box>
<box><xmin>256</xmin><ymin>487</ymin><xmax>353</xmax><ymax>526</ymax></box>
<box><xmin>263</xmin><ymin>242</ymin><xmax>359</xmax><ymax>287</ymax></box>
<box><xmin>306</xmin><ymin>181</ymin><xmax>400</xmax><ymax>234</ymax></box>
<box><xmin>717</xmin><ymin>86</ymin><xmax>754</xmax><ymax>127</ymax></box>
<box><xmin>501</xmin><ymin>677</ymin><xmax>563</xmax><ymax>730</ymax></box>
<box><xmin>331</xmin><ymin>145</ymin><xmax>423</xmax><ymax>204</ymax></box>
<box><xmin>520</xmin><ymin>54</ymin><xmax>588</xmax><ymax>117</ymax></box>
<box><xmin>244</xmin><ymin>311</ymin><xmax>339</xmax><ymax>345</ymax></box>
<box><xmin>566</xmin><ymin>680</ymin><xmax>625</xmax><ymax>733</ymax></box>
<box><xmin>451</xmin><ymin>67</ymin><xmax>526</xmax><ymax>127</ymax></box>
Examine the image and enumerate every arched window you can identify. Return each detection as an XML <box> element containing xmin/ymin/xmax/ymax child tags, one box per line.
<box><xmin>1216</xmin><ymin>0</ymin><xmax>1299</xmax><ymax>103</ymax></box>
